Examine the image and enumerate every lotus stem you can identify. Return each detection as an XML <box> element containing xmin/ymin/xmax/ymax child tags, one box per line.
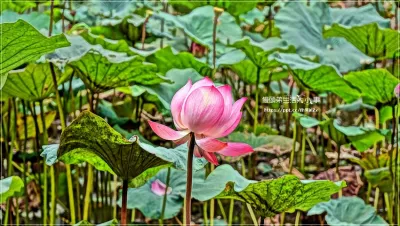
<box><xmin>210</xmin><ymin>164</ymin><xmax>215</xmax><ymax>226</ymax></box>
<box><xmin>131</xmin><ymin>209</ymin><xmax>136</xmax><ymax>223</ymax></box>
<box><xmin>295</xmin><ymin>211</ymin><xmax>301</xmax><ymax>226</ymax></box>
<box><xmin>289</xmin><ymin>121</ymin><xmax>297</xmax><ymax>173</ymax></box>
<box><xmin>83</xmin><ymin>164</ymin><xmax>93</xmax><ymax>221</ymax></box>
<box><xmin>185</xmin><ymin>132</ymin><xmax>196</xmax><ymax>225</ymax></box>
<box><xmin>141</xmin><ymin>16</ymin><xmax>150</xmax><ymax>50</ymax></box>
<box><xmin>280</xmin><ymin>212</ymin><xmax>286</xmax><ymax>226</ymax></box>
<box><xmin>113</xmin><ymin>174</ymin><xmax>118</xmax><ymax>220</ymax></box>
<box><xmin>21</xmin><ymin>100</ymin><xmax>29</xmax><ymax>223</ymax></box>
<box><xmin>160</xmin><ymin>167</ymin><xmax>171</xmax><ymax>225</ymax></box>
<box><xmin>217</xmin><ymin>199</ymin><xmax>227</xmax><ymax>222</ymax></box>
<box><xmin>121</xmin><ymin>179</ymin><xmax>129</xmax><ymax>225</ymax></box>
<box><xmin>246</xmin><ymin>203</ymin><xmax>258</xmax><ymax>226</ymax></box>
<box><xmin>374</xmin><ymin>187</ymin><xmax>380</xmax><ymax>210</ymax></box>
<box><xmin>228</xmin><ymin>199</ymin><xmax>234</xmax><ymax>226</ymax></box>
<box><xmin>50</xmin><ymin>165</ymin><xmax>56</xmax><ymax>224</ymax></box>
<box><xmin>50</xmin><ymin>62</ymin><xmax>76</xmax><ymax>224</ymax></box>
<box><xmin>203</xmin><ymin>201</ymin><xmax>209</xmax><ymax>226</ymax></box>
<box><xmin>300</xmin><ymin>128</ymin><xmax>306</xmax><ymax>173</ymax></box>
<box><xmin>384</xmin><ymin>192</ymin><xmax>393</xmax><ymax>224</ymax></box>
<box><xmin>253</xmin><ymin>67</ymin><xmax>261</xmax><ymax>134</ymax></box>
<box><xmin>212</xmin><ymin>8</ymin><xmax>222</xmax><ymax>74</ymax></box>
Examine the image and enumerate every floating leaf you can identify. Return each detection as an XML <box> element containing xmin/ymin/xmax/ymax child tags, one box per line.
<box><xmin>122</xmin><ymin>168</ymin><xmax>205</xmax><ymax>219</ymax></box>
<box><xmin>0</xmin><ymin>10</ymin><xmax>54</xmax><ymax>32</ymax></box>
<box><xmin>0</xmin><ymin>176</ymin><xmax>24</xmax><ymax>203</ymax></box>
<box><xmin>275</xmin><ymin>2</ymin><xmax>387</xmax><ymax>72</ymax></box>
<box><xmin>58</xmin><ymin>111</ymin><xmax>170</xmax><ymax>180</ymax></box>
<box><xmin>270</xmin><ymin>53</ymin><xmax>360</xmax><ymax>103</ymax></box>
<box><xmin>2</xmin><ymin>63</ymin><xmax>72</xmax><ymax>101</ymax></box>
<box><xmin>0</xmin><ymin>20</ymin><xmax>70</xmax><ymax>88</ymax></box>
<box><xmin>68</xmin><ymin>51</ymin><xmax>162</xmax><ymax>93</ymax></box>
<box><xmin>344</xmin><ymin>69</ymin><xmax>399</xmax><ymax>105</ymax></box>
<box><xmin>217</xmin><ymin>174</ymin><xmax>345</xmax><ymax>217</ymax></box>
<box><xmin>169</xmin><ymin>1</ymin><xmax>257</xmax><ymax>16</ymax></box>
<box><xmin>323</xmin><ymin>23</ymin><xmax>399</xmax><ymax>59</ymax></box>
<box><xmin>307</xmin><ymin>197</ymin><xmax>388</xmax><ymax>226</ymax></box>
<box><xmin>146</xmin><ymin>47</ymin><xmax>212</xmax><ymax>76</ymax></box>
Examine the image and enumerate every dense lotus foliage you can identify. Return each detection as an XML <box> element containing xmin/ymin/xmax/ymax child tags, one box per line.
<box><xmin>0</xmin><ymin>1</ymin><xmax>399</xmax><ymax>226</ymax></box>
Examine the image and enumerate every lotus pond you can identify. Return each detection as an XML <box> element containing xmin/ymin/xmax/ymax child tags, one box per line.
<box><xmin>0</xmin><ymin>0</ymin><xmax>399</xmax><ymax>225</ymax></box>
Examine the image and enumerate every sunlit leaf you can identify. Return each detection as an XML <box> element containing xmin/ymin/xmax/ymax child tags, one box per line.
<box><xmin>2</xmin><ymin>63</ymin><xmax>72</xmax><ymax>101</ymax></box>
<box><xmin>0</xmin><ymin>20</ymin><xmax>70</xmax><ymax>88</ymax></box>
<box><xmin>217</xmin><ymin>175</ymin><xmax>345</xmax><ymax>217</ymax></box>
<box><xmin>0</xmin><ymin>176</ymin><xmax>24</xmax><ymax>203</ymax></box>
<box><xmin>58</xmin><ymin>111</ymin><xmax>170</xmax><ymax>180</ymax></box>
<box><xmin>344</xmin><ymin>69</ymin><xmax>399</xmax><ymax>105</ymax></box>
<box><xmin>307</xmin><ymin>197</ymin><xmax>388</xmax><ymax>225</ymax></box>
<box><xmin>17</xmin><ymin>111</ymin><xmax>57</xmax><ymax>140</ymax></box>
<box><xmin>323</xmin><ymin>23</ymin><xmax>399</xmax><ymax>59</ymax></box>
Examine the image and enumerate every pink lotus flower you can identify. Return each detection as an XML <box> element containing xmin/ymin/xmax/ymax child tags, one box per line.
<box><xmin>395</xmin><ymin>83</ymin><xmax>400</xmax><ymax>98</ymax></box>
<box><xmin>151</xmin><ymin>179</ymin><xmax>172</xmax><ymax>196</ymax></box>
<box><xmin>148</xmin><ymin>77</ymin><xmax>253</xmax><ymax>165</ymax></box>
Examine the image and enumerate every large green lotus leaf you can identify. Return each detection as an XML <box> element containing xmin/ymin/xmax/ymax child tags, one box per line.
<box><xmin>1</xmin><ymin>63</ymin><xmax>72</xmax><ymax>101</ymax></box>
<box><xmin>139</xmin><ymin>68</ymin><xmax>204</xmax><ymax>110</ymax></box>
<box><xmin>169</xmin><ymin>0</ymin><xmax>257</xmax><ymax>16</ymax></box>
<box><xmin>307</xmin><ymin>197</ymin><xmax>388</xmax><ymax>225</ymax></box>
<box><xmin>379</xmin><ymin>105</ymin><xmax>400</xmax><ymax>123</ymax></box>
<box><xmin>292</xmin><ymin>113</ymin><xmax>321</xmax><ymax>128</ymax></box>
<box><xmin>323</xmin><ymin>23</ymin><xmax>399</xmax><ymax>59</ymax></box>
<box><xmin>232</xmin><ymin>37</ymin><xmax>295</xmax><ymax>68</ymax></box>
<box><xmin>227</xmin><ymin>132</ymin><xmax>299</xmax><ymax>154</ymax></box>
<box><xmin>364</xmin><ymin>166</ymin><xmax>400</xmax><ymax>193</ymax></box>
<box><xmin>218</xmin><ymin>175</ymin><xmax>345</xmax><ymax>217</ymax></box>
<box><xmin>121</xmin><ymin>168</ymin><xmax>205</xmax><ymax>219</ymax></box>
<box><xmin>0</xmin><ymin>176</ymin><xmax>24</xmax><ymax>203</ymax></box>
<box><xmin>154</xmin><ymin>6</ymin><xmax>242</xmax><ymax>48</ymax></box>
<box><xmin>87</xmin><ymin>0</ymin><xmax>137</xmax><ymax>18</ymax></box>
<box><xmin>269</xmin><ymin>53</ymin><xmax>360</xmax><ymax>103</ymax></box>
<box><xmin>0</xmin><ymin>20</ymin><xmax>70</xmax><ymax>89</ymax></box>
<box><xmin>192</xmin><ymin>164</ymin><xmax>254</xmax><ymax>201</ymax></box>
<box><xmin>0</xmin><ymin>10</ymin><xmax>54</xmax><ymax>32</ymax></box>
<box><xmin>68</xmin><ymin>51</ymin><xmax>162</xmax><ymax>93</ymax></box>
<box><xmin>275</xmin><ymin>2</ymin><xmax>388</xmax><ymax>72</ymax></box>
<box><xmin>344</xmin><ymin>69</ymin><xmax>399</xmax><ymax>105</ymax></box>
<box><xmin>58</xmin><ymin>111</ymin><xmax>170</xmax><ymax>180</ymax></box>
<box><xmin>146</xmin><ymin>47</ymin><xmax>212</xmax><ymax>76</ymax></box>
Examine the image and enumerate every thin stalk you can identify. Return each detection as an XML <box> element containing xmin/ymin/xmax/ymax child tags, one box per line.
<box><xmin>159</xmin><ymin>167</ymin><xmax>171</xmax><ymax>225</ymax></box>
<box><xmin>289</xmin><ymin>121</ymin><xmax>297</xmax><ymax>173</ymax></box>
<box><xmin>131</xmin><ymin>209</ymin><xmax>136</xmax><ymax>223</ymax></box>
<box><xmin>185</xmin><ymin>133</ymin><xmax>196</xmax><ymax>225</ymax></box>
<box><xmin>246</xmin><ymin>203</ymin><xmax>258</xmax><ymax>226</ymax></box>
<box><xmin>374</xmin><ymin>187</ymin><xmax>380</xmax><ymax>210</ymax></box>
<box><xmin>113</xmin><ymin>174</ymin><xmax>118</xmax><ymax>219</ymax></box>
<box><xmin>49</xmin><ymin>62</ymin><xmax>76</xmax><ymax>223</ymax></box>
<box><xmin>141</xmin><ymin>16</ymin><xmax>150</xmax><ymax>50</ymax></box>
<box><xmin>384</xmin><ymin>192</ymin><xmax>393</xmax><ymax>224</ymax></box>
<box><xmin>50</xmin><ymin>165</ymin><xmax>56</xmax><ymax>224</ymax></box>
<box><xmin>83</xmin><ymin>164</ymin><xmax>93</xmax><ymax>221</ymax></box>
<box><xmin>217</xmin><ymin>200</ymin><xmax>227</xmax><ymax>222</ymax></box>
<box><xmin>212</xmin><ymin>8</ymin><xmax>222</xmax><ymax>75</ymax></box>
<box><xmin>121</xmin><ymin>179</ymin><xmax>129</xmax><ymax>225</ymax></box>
<box><xmin>366</xmin><ymin>183</ymin><xmax>372</xmax><ymax>204</ymax></box>
<box><xmin>280</xmin><ymin>212</ymin><xmax>285</xmax><ymax>226</ymax></box>
<box><xmin>336</xmin><ymin>144</ymin><xmax>342</xmax><ymax>198</ymax></box>
<box><xmin>300</xmin><ymin>129</ymin><xmax>306</xmax><ymax>173</ymax></box>
<box><xmin>295</xmin><ymin>211</ymin><xmax>301</xmax><ymax>226</ymax></box>
<box><xmin>210</xmin><ymin>164</ymin><xmax>215</xmax><ymax>226</ymax></box>
<box><xmin>21</xmin><ymin>100</ymin><xmax>29</xmax><ymax>223</ymax></box>
<box><xmin>253</xmin><ymin>67</ymin><xmax>261</xmax><ymax>133</ymax></box>
<box><xmin>15</xmin><ymin>198</ymin><xmax>20</xmax><ymax>226</ymax></box>
<box><xmin>228</xmin><ymin>199</ymin><xmax>234</xmax><ymax>226</ymax></box>
<box><xmin>204</xmin><ymin>201</ymin><xmax>209</xmax><ymax>226</ymax></box>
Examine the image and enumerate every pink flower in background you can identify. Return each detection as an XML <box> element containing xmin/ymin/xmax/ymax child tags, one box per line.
<box><xmin>395</xmin><ymin>83</ymin><xmax>400</xmax><ymax>98</ymax></box>
<box><xmin>148</xmin><ymin>77</ymin><xmax>253</xmax><ymax>165</ymax></box>
<box><xmin>151</xmin><ymin>179</ymin><xmax>172</xmax><ymax>196</ymax></box>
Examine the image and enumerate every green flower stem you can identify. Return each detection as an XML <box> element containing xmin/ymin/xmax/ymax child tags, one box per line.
<box><xmin>49</xmin><ymin>57</ymin><xmax>76</xmax><ymax>224</ymax></box>
<box><xmin>384</xmin><ymin>192</ymin><xmax>393</xmax><ymax>224</ymax></box>
<box><xmin>159</xmin><ymin>167</ymin><xmax>171</xmax><ymax>225</ymax></box>
<box><xmin>374</xmin><ymin>187</ymin><xmax>380</xmax><ymax>210</ymax></box>
<box><xmin>83</xmin><ymin>164</ymin><xmax>94</xmax><ymax>220</ymax></box>
<box><xmin>203</xmin><ymin>201</ymin><xmax>209</xmax><ymax>226</ymax></box>
<box><xmin>21</xmin><ymin>100</ymin><xmax>29</xmax><ymax>224</ymax></box>
<box><xmin>121</xmin><ymin>179</ymin><xmax>129</xmax><ymax>225</ymax></box>
<box><xmin>217</xmin><ymin>200</ymin><xmax>227</xmax><ymax>222</ymax></box>
<box><xmin>294</xmin><ymin>211</ymin><xmax>301</xmax><ymax>226</ymax></box>
<box><xmin>131</xmin><ymin>209</ymin><xmax>136</xmax><ymax>223</ymax></box>
<box><xmin>228</xmin><ymin>199</ymin><xmax>234</xmax><ymax>226</ymax></box>
<box><xmin>300</xmin><ymin>129</ymin><xmax>306</xmax><ymax>173</ymax></box>
<box><xmin>185</xmin><ymin>133</ymin><xmax>196</xmax><ymax>225</ymax></box>
<box><xmin>253</xmin><ymin>67</ymin><xmax>261</xmax><ymax>134</ymax></box>
<box><xmin>289</xmin><ymin>121</ymin><xmax>297</xmax><ymax>173</ymax></box>
<box><xmin>50</xmin><ymin>165</ymin><xmax>56</xmax><ymax>224</ymax></box>
<box><xmin>246</xmin><ymin>203</ymin><xmax>258</xmax><ymax>226</ymax></box>
<box><xmin>210</xmin><ymin>164</ymin><xmax>215</xmax><ymax>226</ymax></box>
<box><xmin>212</xmin><ymin>8</ymin><xmax>222</xmax><ymax>76</ymax></box>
